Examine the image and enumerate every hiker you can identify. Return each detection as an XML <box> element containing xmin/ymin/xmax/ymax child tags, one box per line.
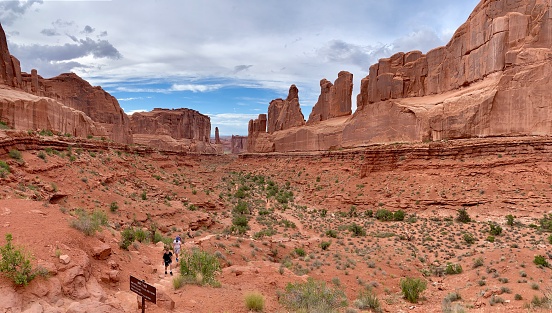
<box><xmin>162</xmin><ymin>246</ymin><xmax>173</xmax><ymax>276</ymax></box>
<box><xmin>173</xmin><ymin>235</ymin><xmax>182</xmax><ymax>262</ymax></box>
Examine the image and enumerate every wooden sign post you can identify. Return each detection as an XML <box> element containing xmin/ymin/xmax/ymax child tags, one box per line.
<box><xmin>130</xmin><ymin>275</ymin><xmax>157</xmax><ymax>313</ymax></box>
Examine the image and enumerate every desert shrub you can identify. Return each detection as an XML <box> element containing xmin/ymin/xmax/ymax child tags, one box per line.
<box><xmin>172</xmin><ymin>275</ymin><xmax>185</xmax><ymax>290</ymax></box>
<box><xmin>233</xmin><ymin>200</ymin><xmax>250</xmax><ymax>215</ymax></box>
<box><xmin>321</xmin><ymin>241</ymin><xmax>331</xmax><ymax>250</ymax></box>
<box><xmin>70</xmin><ymin>209</ymin><xmax>108</xmax><ymax>236</ymax></box>
<box><xmin>294</xmin><ymin>247</ymin><xmax>306</xmax><ymax>257</ymax></box>
<box><xmin>463</xmin><ymin>233</ymin><xmax>475</xmax><ymax>244</ymax></box>
<box><xmin>486</xmin><ymin>235</ymin><xmax>495</xmax><ymax>242</ymax></box>
<box><xmin>179</xmin><ymin>248</ymin><xmax>221</xmax><ymax>286</ymax></box>
<box><xmin>539</xmin><ymin>214</ymin><xmax>552</xmax><ymax>232</ymax></box>
<box><xmin>533</xmin><ymin>255</ymin><xmax>549</xmax><ymax>268</ymax></box>
<box><xmin>548</xmin><ymin>234</ymin><xmax>552</xmax><ymax>245</ymax></box>
<box><xmin>134</xmin><ymin>228</ymin><xmax>150</xmax><ymax>243</ymax></box>
<box><xmin>279</xmin><ymin>277</ymin><xmax>347</xmax><ymax>313</ymax></box>
<box><xmin>109</xmin><ymin>202</ymin><xmax>119</xmax><ymax>213</ymax></box>
<box><xmin>489</xmin><ymin>222</ymin><xmax>502</xmax><ymax>236</ymax></box>
<box><xmin>456</xmin><ymin>208</ymin><xmax>471</xmax><ymax>223</ymax></box>
<box><xmin>9</xmin><ymin>149</ymin><xmax>22</xmax><ymax>161</ymax></box>
<box><xmin>39</xmin><ymin>129</ymin><xmax>54</xmax><ymax>136</ymax></box>
<box><xmin>119</xmin><ymin>227</ymin><xmax>135</xmax><ymax>250</ymax></box>
<box><xmin>325</xmin><ymin>229</ymin><xmax>338</xmax><ymax>238</ymax></box>
<box><xmin>231</xmin><ymin>215</ymin><xmax>249</xmax><ymax>234</ymax></box>
<box><xmin>0</xmin><ymin>160</ymin><xmax>10</xmax><ymax>178</ymax></box>
<box><xmin>445</xmin><ymin>263</ymin><xmax>463</xmax><ymax>275</ymax></box>
<box><xmin>353</xmin><ymin>288</ymin><xmax>381</xmax><ymax>312</ymax></box>
<box><xmin>506</xmin><ymin>214</ymin><xmax>515</xmax><ymax>226</ymax></box>
<box><xmin>0</xmin><ymin>121</ymin><xmax>9</xmax><ymax>129</ymax></box>
<box><xmin>473</xmin><ymin>257</ymin><xmax>484</xmax><ymax>268</ymax></box>
<box><xmin>393</xmin><ymin>210</ymin><xmax>405</xmax><ymax>221</ymax></box>
<box><xmin>375</xmin><ymin>209</ymin><xmax>394</xmax><ymax>221</ymax></box>
<box><xmin>400</xmin><ymin>277</ymin><xmax>427</xmax><ymax>303</ymax></box>
<box><xmin>244</xmin><ymin>291</ymin><xmax>265</xmax><ymax>312</ymax></box>
<box><xmin>349</xmin><ymin>223</ymin><xmax>366</xmax><ymax>237</ymax></box>
<box><xmin>0</xmin><ymin>234</ymin><xmax>37</xmax><ymax>286</ymax></box>
<box><xmin>141</xmin><ymin>191</ymin><xmax>147</xmax><ymax>200</ymax></box>
<box><xmin>253</xmin><ymin>228</ymin><xmax>276</xmax><ymax>239</ymax></box>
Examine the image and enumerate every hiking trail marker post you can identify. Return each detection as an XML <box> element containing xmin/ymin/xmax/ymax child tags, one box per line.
<box><xmin>130</xmin><ymin>275</ymin><xmax>156</xmax><ymax>313</ymax></box>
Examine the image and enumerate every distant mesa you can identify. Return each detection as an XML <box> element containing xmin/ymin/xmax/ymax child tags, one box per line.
<box><xmin>248</xmin><ymin>0</ymin><xmax>552</xmax><ymax>152</ymax></box>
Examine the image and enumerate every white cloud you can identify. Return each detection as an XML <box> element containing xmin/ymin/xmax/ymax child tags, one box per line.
<box><xmin>170</xmin><ymin>84</ymin><xmax>222</xmax><ymax>93</ymax></box>
<box><xmin>123</xmin><ymin>109</ymin><xmax>148</xmax><ymax>115</ymax></box>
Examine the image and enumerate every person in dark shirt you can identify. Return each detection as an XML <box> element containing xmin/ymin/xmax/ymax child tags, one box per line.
<box><xmin>162</xmin><ymin>246</ymin><xmax>173</xmax><ymax>276</ymax></box>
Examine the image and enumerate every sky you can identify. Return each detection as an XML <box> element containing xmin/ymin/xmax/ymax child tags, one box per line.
<box><xmin>0</xmin><ymin>0</ymin><xmax>480</xmax><ymax>136</ymax></box>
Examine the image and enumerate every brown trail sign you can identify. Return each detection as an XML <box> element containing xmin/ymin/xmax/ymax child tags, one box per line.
<box><xmin>130</xmin><ymin>275</ymin><xmax>156</xmax><ymax>312</ymax></box>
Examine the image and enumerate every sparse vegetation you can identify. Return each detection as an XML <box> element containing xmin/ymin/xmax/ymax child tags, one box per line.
<box><xmin>279</xmin><ymin>278</ymin><xmax>347</xmax><ymax>313</ymax></box>
<box><xmin>0</xmin><ymin>234</ymin><xmax>38</xmax><ymax>286</ymax></box>
<box><xmin>179</xmin><ymin>248</ymin><xmax>221</xmax><ymax>286</ymax></box>
<box><xmin>69</xmin><ymin>209</ymin><xmax>108</xmax><ymax>236</ymax></box>
<box><xmin>400</xmin><ymin>277</ymin><xmax>427</xmax><ymax>303</ymax></box>
<box><xmin>244</xmin><ymin>292</ymin><xmax>265</xmax><ymax>312</ymax></box>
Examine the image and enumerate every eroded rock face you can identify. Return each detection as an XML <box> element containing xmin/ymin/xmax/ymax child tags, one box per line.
<box><xmin>130</xmin><ymin>108</ymin><xmax>211</xmax><ymax>142</ymax></box>
<box><xmin>267</xmin><ymin>85</ymin><xmax>305</xmax><ymax>133</ymax></box>
<box><xmin>249</xmin><ymin>0</ymin><xmax>552</xmax><ymax>152</ymax></box>
<box><xmin>307</xmin><ymin>71</ymin><xmax>353</xmax><ymax>124</ymax></box>
<box><xmin>247</xmin><ymin>114</ymin><xmax>274</xmax><ymax>153</ymax></box>
<box><xmin>0</xmin><ymin>85</ymin><xmax>107</xmax><ymax>138</ymax></box>
<box><xmin>24</xmin><ymin>73</ymin><xmax>133</xmax><ymax>144</ymax></box>
<box><xmin>215</xmin><ymin>127</ymin><xmax>221</xmax><ymax>144</ymax></box>
<box><xmin>0</xmin><ymin>24</ymin><xmax>21</xmax><ymax>88</ymax></box>
<box><xmin>231</xmin><ymin>135</ymin><xmax>248</xmax><ymax>154</ymax></box>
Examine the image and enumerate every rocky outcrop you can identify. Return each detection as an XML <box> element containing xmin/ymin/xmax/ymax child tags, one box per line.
<box><xmin>215</xmin><ymin>127</ymin><xmax>221</xmax><ymax>144</ymax></box>
<box><xmin>248</xmin><ymin>0</ymin><xmax>552</xmax><ymax>152</ymax></box>
<box><xmin>0</xmin><ymin>24</ymin><xmax>22</xmax><ymax>88</ymax></box>
<box><xmin>307</xmin><ymin>71</ymin><xmax>353</xmax><ymax>124</ymax></box>
<box><xmin>231</xmin><ymin>135</ymin><xmax>248</xmax><ymax>154</ymax></box>
<box><xmin>20</xmin><ymin>72</ymin><xmax>133</xmax><ymax>144</ymax></box>
<box><xmin>0</xmin><ymin>85</ymin><xmax>106</xmax><ymax>138</ymax></box>
<box><xmin>130</xmin><ymin>108</ymin><xmax>220</xmax><ymax>153</ymax></box>
<box><xmin>248</xmin><ymin>114</ymin><xmax>274</xmax><ymax>153</ymax></box>
<box><xmin>267</xmin><ymin>85</ymin><xmax>305</xmax><ymax>133</ymax></box>
<box><xmin>130</xmin><ymin>108</ymin><xmax>210</xmax><ymax>142</ymax></box>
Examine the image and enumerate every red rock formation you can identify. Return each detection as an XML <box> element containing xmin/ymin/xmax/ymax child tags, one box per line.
<box><xmin>307</xmin><ymin>71</ymin><xmax>353</xmax><ymax>124</ymax></box>
<box><xmin>215</xmin><ymin>127</ymin><xmax>221</xmax><ymax>144</ymax></box>
<box><xmin>20</xmin><ymin>73</ymin><xmax>133</xmax><ymax>144</ymax></box>
<box><xmin>0</xmin><ymin>85</ymin><xmax>106</xmax><ymax>138</ymax></box>
<box><xmin>231</xmin><ymin>135</ymin><xmax>248</xmax><ymax>154</ymax></box>
<box><xmin>267</xmin><ymin>85</ymin><xmax>305</xmax><ymax>133</ymax></box>
<box><xmin>249</xmin><ymin>0</ymin><xmax>552</xmax><ymax>152</ymax></box>
<box><xmin>130</xmin><ymin>108</ymin><xmax>210</xmax><ymax>142</ymax></box>
<box><xmin>0</xmin><ymin>24</ymin><xmax>21</xmax><ymax>88</ymax></box>
<box><xmin>247</xmin><ymin>114</ymin><xmax>274</xmax><ymax>153</ymax></box>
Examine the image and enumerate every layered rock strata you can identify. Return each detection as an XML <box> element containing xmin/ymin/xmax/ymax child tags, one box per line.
<box><xmin>249</xmin><ymin>0</ymin><xmax>552</xmax><ymax>152</ymax></box>
<box><xmin>267</xmin><ymin>85</ymin><xmax>305</xmax><ymax>133</ymax></box>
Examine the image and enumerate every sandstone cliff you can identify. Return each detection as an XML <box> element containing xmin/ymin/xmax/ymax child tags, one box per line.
<box><xmin>231</xmin><ymin>135</ymin><xmax>248</xmax><ymax>154</ymax></box>
<box><xmin>130</xmin><ymin>108</ymin><xmax>220</xmax><ymax>153</ymax></box>
<box><xmin>249</xmin><ymin>0</ymin><xmax>552</xmax><ymax>152</ymax></box>
<box><xmin>0</xmin><ymin>24</ymin><xmax>22</xmax><ymax>88</ymax></box>
<box><xmin>307</xmin><ymin>71</ymin><xmax>353</xmax><ymax>124</ymax></box>
<box><xmin>23</xmin><ymin>73</ymin><xmax>133</xmax><ymax>144</ymax></box>
<box><xmin>267</xmin><ymin>85</ymin><xmax>305</xmax><ymax>133</ymax></box>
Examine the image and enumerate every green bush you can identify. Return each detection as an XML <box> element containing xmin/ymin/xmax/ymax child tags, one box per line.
<box><xmin>400</xmin><ymin>277</ymin><xmax>427</xmax><ymax>303</ymax></box>
<box><xmin>0</xmin><ymin>160</ymin><xmax>10</xmax><ymax>178</ymax></box>
<box><xmin>463</xmin><ymin>233</ymin><xmax>476</xmax><ymax>244</ymax></box>
<box><xmin>0</xmin><ymin>234</ymin><xmax>37</xmax><ymax>286</ymax></box>
<box><xmin>70</xmin><ymin>209</ymin><xmax>108</xmax><ymax>236</ymax></box>
<box><xmin>353</xmin><ymin>288</ymin><xmax>381</xmax><ymax>312</ymax></box>
<box><xmin>533</xmin><ymin>255</ymin><xmax>549</xmax><ymax>268</ymax></box>
<box><xmin>0</xmin><ymin>121</ymin><xmax>9</xmax><ymax>129</ymax></box>
<box><xmin>119</xmin><ymin>227</ymin><xmax>135</xmax><ymax>250</ymax></box>
<box><xmin>455</xmin><ymin>208</ymin><xmax>471</xmax><ymax>223</ymax></box>
<box><xmin>489</xmin><ymin>222</ymin><xmax>502</xmax><ymax>236</ymax></box>
<box><xmin>506</xmin><ymin>214</ymin><xmax>514</xmax><ymax>226</ymax></box>
<box><xmin>179</xmin><ymin>248</ymin><xmax>221</xmax><ymax>286</ymax></box>
<box><xmin>349</xmin><ymin>223</ymin><xmax>366</xmax><ymax>237</ymax></box>
<box><xmin>294</xmin><ymin>247</ymin><xmax>306</xmax><ymax>257</ymax></box>
<box><xmin>279</xmin><ymin>277</ymin><xmax>347</xmax><ymax>313</ymax></box>
<box><xmin>320</xmin><ymin>241</ymin><xmax>331</xmax><ymax>250</ymax></box>
<box><xmin>445</xmin><ymin>263</ymin><xmax>463</xmax><ymax>275</ymax></box>
<box><xmin>231</xmin><ymin>215</ymin><xmax>249</xmax><ymax>234</ymax></box>
<box><xmin>109</xmin><ymin>202</ymin><xmax>119</xmax><ymax>213</ymax></box>
<box><xmin>325</xmin><ymin>229</ymin><xmax>338</xmax><ymax>238</ymax></box>
<box><xmin>244</xmin><ymin>291</ymin><xmax>265</xmax><ymax>312</ymax></box>
<box><xmin>539</xmin><ymin>214</ymin><xmax>552</xmax><ymax>232</ymax></box>
<box><xmin>233</xmin><ymin>200</ymin><xmax>250</xmax><ymax>215</ymax></box>
<box><xmin>393</xmin><ymin>210</ymin><xmax>405</xmax><ymax>221</ymax></box>
<box><xmin>9</xmin><ymin>149</ymin><xmax>22</xmax><ymax>161</ymax></box>
<box><xmin>375</xmin><ymin>209</ymin><xmax>394</xmax><ymax>221</ymax></box>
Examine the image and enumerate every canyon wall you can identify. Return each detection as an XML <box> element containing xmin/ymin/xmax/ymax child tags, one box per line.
<box><xmin>249</xmin><ymin>0</ymin><xmax>552</xmax><ymax>152</ymax></box>
<box><xmin>307</xmin><ymin>71</ymin><xmax>353</xmax><ymax>124</ymax></box>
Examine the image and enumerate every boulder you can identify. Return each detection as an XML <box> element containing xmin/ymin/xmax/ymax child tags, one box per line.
<box><xmin>91</xmin><ymin>241</ymin><xmax>112</xmax><ymax>260</ymax></box>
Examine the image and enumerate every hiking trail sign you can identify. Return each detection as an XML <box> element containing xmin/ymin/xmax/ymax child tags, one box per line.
<box><xmin>130</xmin><ymin>275</ymin><xmax>156</xmax><ymax>312</ymax></box>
